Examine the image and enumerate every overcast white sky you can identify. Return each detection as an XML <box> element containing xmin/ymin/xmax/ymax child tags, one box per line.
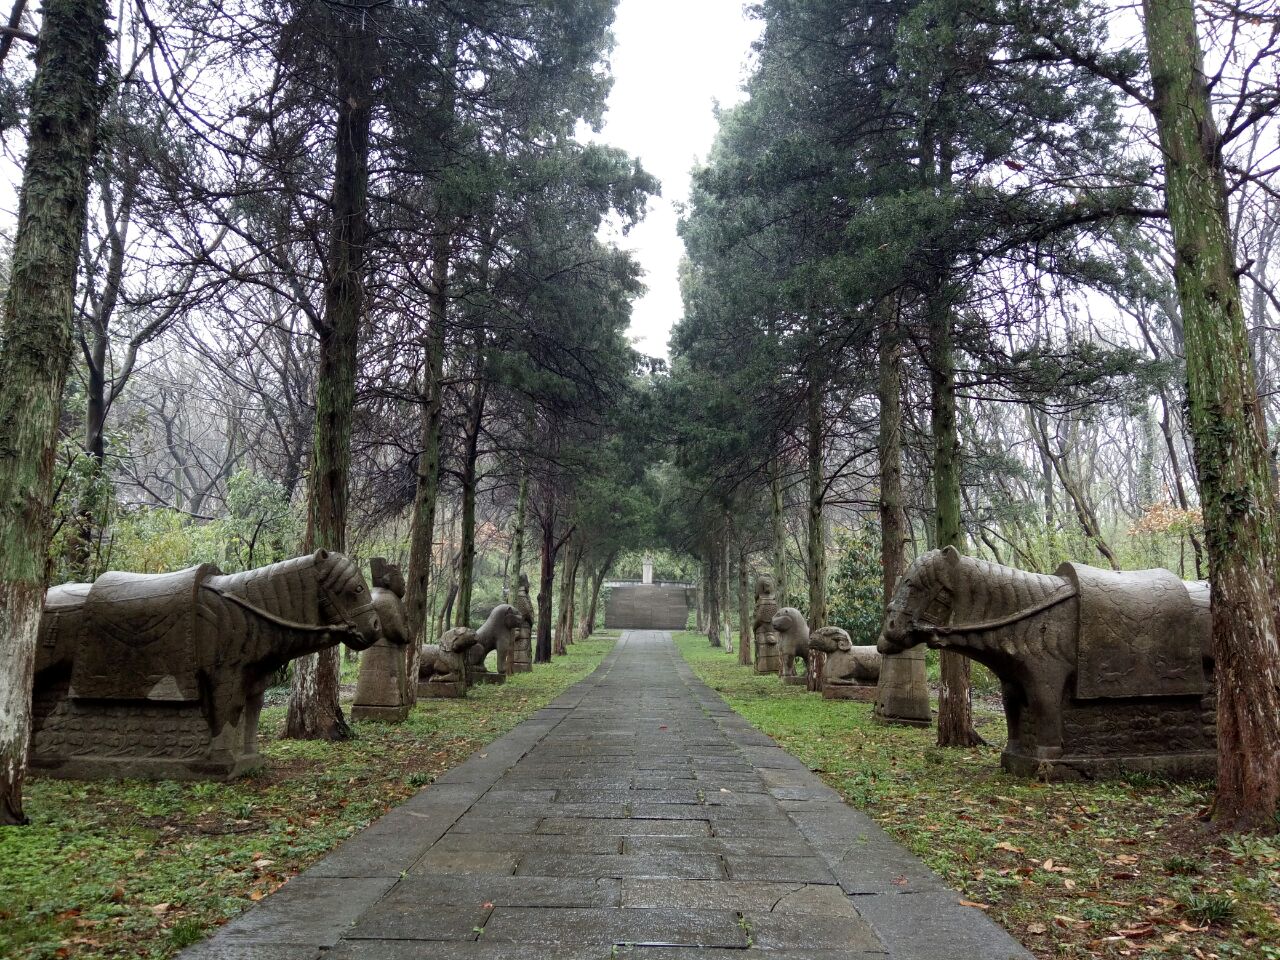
<box><xmin>591</xmin><ymin>0</ymin><xmax>761</xmax><ymax>360</ymax></box>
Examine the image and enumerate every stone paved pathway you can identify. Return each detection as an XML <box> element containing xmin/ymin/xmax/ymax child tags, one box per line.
<box><xmin>183</xmin><ymin>631</ymin><xmax>1031</xmax><ymax>959</ymax></box>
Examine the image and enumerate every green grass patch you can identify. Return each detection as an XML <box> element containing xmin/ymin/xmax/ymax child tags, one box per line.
<box><xmin>0</xmin><ymin>636</ymin><xmax>615</xmax><ymax>959</ymax></box>
<box><xmin>675</xmin><ymin>631</ymin><xmax>1280</xmax><ymax>960</ymax></box>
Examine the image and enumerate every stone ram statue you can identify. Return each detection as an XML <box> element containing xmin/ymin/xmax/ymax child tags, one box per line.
<box><xmin>752</xmin><ymin>575</ymin><xmax>782</xmax><ymax>675</ymax></box>
<box><xmin>877</xmin><ymin>546</ymin><xmax>1215</xmax><ymax>779</ymax></box>
<box><xmin>808</xmin><ymin>626</ymin><xmax>881</xmax><ymax>699</ymax></box>
<box><xmin>466</xmin><ymin>604</ymin><xmax>524</xmax><ymax>680</ymax></box>
<box><xmin>32</xmin><ymin>551</ymin><xmax>382</xmax><ymax>780</ymax></box>
<box><xmin>352</xmin><ymin>559</ymin><xmax>413</xmax><ymax>722</ymax></box>
<box><xmin>771</xmin><ymin>607</ymin><xmax>811</xmax><ymax>682</ymax></box>
<box><xmin>418</xmin><ymin>626</ymin><xmax>480</xmax><ymax>697</ymax></box>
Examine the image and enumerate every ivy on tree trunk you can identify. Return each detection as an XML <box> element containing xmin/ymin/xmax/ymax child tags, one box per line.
<box><xmin>0</xmin><ymin>0</ymin><xmax>109</xmax><ymax>826</ymax></box>
<box><xmin>1142</xmin><ymin>0</ymin><xmax>1280</xmax><ymax>832</ymax></box>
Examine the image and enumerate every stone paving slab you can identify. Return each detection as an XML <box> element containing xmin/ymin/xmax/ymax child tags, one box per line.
<box><xmin>180</xmin><ymin>631</ymin><xmax>1031</xmax><ymax>959</ymax></box>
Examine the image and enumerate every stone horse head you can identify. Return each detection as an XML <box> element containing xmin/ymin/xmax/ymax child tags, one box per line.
<box><xmin>877</xmin><ymin>547</ymin><xmax>960</xmax><ymax>656</ymax></box>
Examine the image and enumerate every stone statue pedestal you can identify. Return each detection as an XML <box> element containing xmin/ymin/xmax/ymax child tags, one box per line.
<box><xmin>30</xmin><ymin>698</ymin><xmax>262</xmax><ymax>781</ymax></box>
<box><xmin>352</xmin><ymin>703</ymin><xmax>411</xmax><ymax>723</ymax></box>
<box><xmin>782</xmin><ymin>676</ymin><xmax>806</xmax><ymax>686</ymax></box>
<box><xmin>1000</xmin><ymin>693</ymin><xmax>1216</xmax><ymax>781</ymax></box>
<box><xmin>823</xmin><ymin>683</ymin><xmax>878</xmax><ymax>702</ymax></box>
<box><xmin>352</xmin><ymin>638</ymin><xmax>411</xmax><ymax>724</ymax></box>
<box><xmin>418</xmin><ymin>681</ymin><xmax>467</xmax><ymax>699</ymax></box>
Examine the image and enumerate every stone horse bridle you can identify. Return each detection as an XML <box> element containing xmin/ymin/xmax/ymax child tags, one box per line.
<box><xmin>201</xmin><ymin>572</ymin><xmax>378</xmax><ymax>641</ymax></box>
<box><xmin>905</xmin><ymin>582</ymin><xmax>1078</xmax><ymax>639</ymax></box>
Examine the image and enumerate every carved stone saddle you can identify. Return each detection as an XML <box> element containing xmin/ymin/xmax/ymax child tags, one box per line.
<box><xmin>1056</xmin><ymin>562</ymin><xmax>1207</xmax><ymax>700</ymax></box>
<box><xmin>69</xmin><ymin>563</ymin><xmax>222</xmax><ymax>702</ymax></box>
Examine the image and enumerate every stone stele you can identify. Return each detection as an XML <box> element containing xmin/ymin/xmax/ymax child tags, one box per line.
<box><xmin>752</xmin><ymin>575</ymin><xmax>782</xmax><ymax>675</ymax></box>
<box><xmin>878</xmin><ymin>546</ymin><xmax>1215</xmax><ymax>780</ymax></box>
<box><xmin>510</xmin><ymin>574</ymin><xmax>535</xmax><ymax>673</ymax></box>
<box><xmin>352</xmin><ymin>558</ymin><xmax>413</xmax><ymax>723</ymax></box>
<box><xmin>808</xmin><ymin>626</ymin><xmax>881</xmax><ymax>701</ymax></box>
<box><xmin>32</xmin><ymin>550</ymin><xmax>381</xmax><ymax>781</ymax></box>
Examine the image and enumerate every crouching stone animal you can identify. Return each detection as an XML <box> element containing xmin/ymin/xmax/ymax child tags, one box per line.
<box><xmin>466</xmin><ymin>604</ymin><xmax>524</xmax><ymax>680</ymax></box>
<box><xmin>419</xmin><ymin>627</ymin><xmax>480</xmax><ymax>697</ymax></box>
<box><xmin>32</xmin><ymin>551</ymin><xmax>382</xmax><ymax>780</ymax></box>
<box><xmin>808</xmin><ymin>626</ymin><xmax>881</xmax><ymax>699</ymax></box>
<box><xmin>877</xmin><ymin>546</ymin><xmax>1215</xmax><ymax>780</ymax></box>
<box><xmin>771</xmin><ymin>607</ymin><xmax>810</xmax><ymax>681</ymax></box>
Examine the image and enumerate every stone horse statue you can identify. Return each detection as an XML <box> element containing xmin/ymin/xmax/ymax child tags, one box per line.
<box><xmin>352</xmin><ymin>559</ymin><xmax>413</xmax><ymax>722</ymax></box>
<box><xmin>752</xmin><ymin>575</ymin><xmax>782</xmax><ymax>675</ymax></box>
<box><xmin>772</xmin><ymin>607</ymin><xmax>811</xmax><ymax>680</ymax></box>
<box><xmin>466</xmin><ymin>604</ymin><xmax>524</xmax><ymax>680</ymax></box>
<box><xmin>32</xmin><ymin>550</ymin><xmax>382</xmax><ymax>780</ymax></box>
<box><xmin>877</xmin><ymin>547</ymin><xmax>1215</xmax><ymax>779</ymax></box>
<box><xmin>808</xmin><ymin>626</ymin><xmax>881</xmax><ymax>697</ymax></box>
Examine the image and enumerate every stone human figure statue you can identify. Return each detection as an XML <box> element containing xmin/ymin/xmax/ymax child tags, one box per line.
<box><xmin>510</xmin><ymin>573</ymin><xmax>535</xmax><ymax>673</ymax></box>
<box><xmin>752</xmin><ymin>575</ymin><xmax>782</xmax><ymax>675</ymax></box>
<box><xmin>353</xmin><ymin>558</ymin><xmax>413</xmax><ymax>722</ymax></box>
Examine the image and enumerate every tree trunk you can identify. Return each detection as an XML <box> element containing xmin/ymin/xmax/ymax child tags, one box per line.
<box><xmin>287</xmin><ymin>11</ymin><xmax>375</xmax><ymax>740</ymax></box>
<box><xmin>719</xmin><ymin>526</ymin><xmax>732</xmax><ymax>652</ymax></box>
<box><xmin>1143</xmin><ymin>0</ymin><xmax>1280</xmax><ymax>831</ymax></box>
<box><xmin>455</xmin><ymin>380</ymin><xmax>486</xmax><ymax>628</ymax></box>
<box><xmin>737</xmin><ymin>542</ymin><xmax>752</xmax><ymax>666</ymax></box>
<box><xmin>706</xmin><ymin>547</ymin><xmax>722</xmax><ymax>647</ymax></box>
<box><xmin>402</xmin><ymin>231</ymin><xmax>451</xmax><ymax>700</ymax></box>
<box><xmin>580</xmin><ymin>553</ymin><xmax>613</xmax><ymax>640</ymax></box>
<box><xmin>770</xmin><ymin>458</ymin><xmax>787</xmax><ymax>606</ymax></box>
<box><xmin>536</xmin><ymin>527</ymin><xmax>557</xmax><ymax>664</ymax></box>
<box><xmin>929</xmin><ymin>282</ymin><xmax>984</xmax><ymax>749</ymax></box>
<box><xmin>0</xmin><ymin>0</ymin><xmax>109</xmax><ymax>826</ymax></box>
<box><xmin>874</xmin><ymin>319</ymin><xmax>932</xmax><ymax>726</ymax></box>
<box><xmin>507</xmin><ymin>463</ymin><xmax>529</xmax><ymax>599</ymax></box>
<box><xmin>806</xmin><ymin>376</ymin><xmax>827</xmax><ymax>631</ymax></box>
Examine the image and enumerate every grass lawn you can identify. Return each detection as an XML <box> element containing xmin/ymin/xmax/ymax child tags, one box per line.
<box><xmin>0</xmin><ymin>634</ymin><xmax>617</xmax><ymax>960</ymax></box>
<box><xmin>675</xmin><ymin>631</ymin><xmax>1280</xmax><ymax>960</ymax></box>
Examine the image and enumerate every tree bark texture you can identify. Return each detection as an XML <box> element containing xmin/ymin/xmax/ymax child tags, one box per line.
<box><xmin>536</xmin><ymin>528</ymin><xmax>557</xmax><ymax>664</ymax></box>
<box><xmin>929</xmin><ymin>286</ymin><xmax>983</xmax><ymax>748</ymax></box>
<box><xmin>507</xmin><ymin>464</ymin><xmax>529</xmax><ymax>599</ymax></box>
<box><xmin>737</xmin><ymin>543</ymin><xmax>752</xmax><ymax>666</ymax></box>
<box><xmin>287</xmin><ymin>8</ymin><xmax>375</xmax><ymax>741</ymax></box>
<box><xmin>706</xmin><ymin>547</ymin><xmax>722</xmax><ymax>647</ymax></box>
<box><xmin>1143</xmin><ymin>0</ymin><xmax>1280</xmax><ymax>831</ymax></box>
<box><xmin>875</xmin><ymin>320</ymin><xmax>932</xmax><ymax>726</ymax></box>
<box><xmin>402</xmin><ymin>232</ymin><xmax>451</xmax><ymax>700</ymax></box>
<box><xmin>769</xmin><ymin>459</ymin><xmax>787</xmax><ymax>606</ymax></box>
<box><xmin>806</xmin><ymin>377</ymin><xmax>827</xmax><ymax>631</ymax></box>
<box><xmin>0</xmin><ymin>0</ymin><xmax>109</xmax><ymax>826</ymax></box>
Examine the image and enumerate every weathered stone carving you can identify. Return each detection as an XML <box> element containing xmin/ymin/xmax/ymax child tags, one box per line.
<box><xmin>32</xmin><ymin>551</ymin><xmax>381</xmax><ymax>780</ymax></box>
<box><xmin>467</xmin><ymin>604</ymin><xmax>523</xmax><ymax>681</ymax></box>
<box><xmin>510</xmin><ymin>574</ymin><xmax>535</xmax><ymax>673</ymax></box>
<box><xmin>771</xmin><ymin>607</ymin><xmax>810</xmax><ymax>683</ymax></box>
<box><xmin>752</xmin><ymin>576</ymin><xmax>782</xmax><ymax>675</ymax></box>
<box><xmin>877</xmin><ymin>547</ymin><xmax>1215</xmax><ymax>779</ymax></box>
<box><xmin>352</xmin><ymin>559</ymin><xmax>413</xmax><ymax>722</ymax></box>
<box><xmin>808</xmin><ymin>626</ymin><xmax>881</xmax><ymax>700</ymax></box>
<box><xmin>418</xmin><ymin>627</ymin><xmax>480</xmax><ymax>697</ymax></box>
<box><xmin>873</xmin><ymin>644</ymin><xmax>932</xmax><ymax>728</ymax></box>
